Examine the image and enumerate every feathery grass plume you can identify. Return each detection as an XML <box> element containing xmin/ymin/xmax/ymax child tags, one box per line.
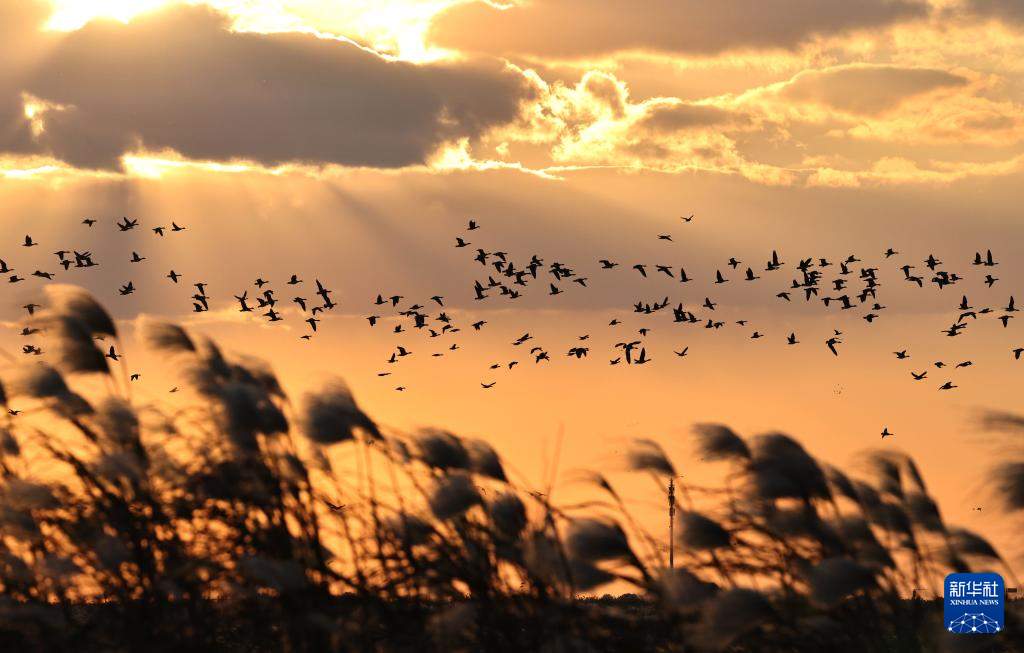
<box><xmin>217</xmin><ymin>382</ymin><xmax>288</xmax><ymax>446</ymax></box>
<box><xmin>0</xmin><ymin>504</ymin><xmax>43</xmax><ymax>542</ymax></box>
<box><xmin>428</xmin><ymin>472</ymin><xmax>482</xmax><ymax>520</ymax></box>
<box><xmin>863</xmin><ymin>451</ymin><xmax>904</xmax><ymax>499</ymax></box>
<box><xmin>464</xmin><ymin>438</ymin><xmax>507</xmax><ymax>481</ymax></box>
<box><xmin>94</xmin><ymin>451</ymin><xmax>145</xmax><ymax>483</ymax></box>
<box><xmin>299</xmin><ymin>378</ymin><xmax>379</xmax><ymax>444</ymax></box>
<box><xmin>747</xmin><ymin>433</ymin><xmax>830</xmax><ymax>500</ymax></box>
<box><xmin>852</xmin><ymin>480</ymin><xmax>882</xmax><ymax>513</ymax></box>
<box><xmin>388</xmin><ymin>437</ymin><xmax>413</xmax><ymax>463</ymax></box>
<box><xmin>44</xmin><ymin>285</ymin><xmax>117</xmax><ymax>338</ymax></box>
<box><xmin>232</xmin><ymin>355</ymin><xmax>286</xmax><ymax>399</ymax></box>
<box><xmin>140</xmin><ymin>318</ymin><xmax>196</xmax><ymax>353</ymax></box>
<box><xmin>576</xmin><ymin>471</ymin><xmax>622</xmax><ymax>502</ymax></box>
<box><xmin>8</xmin><ymin>363</ymin><xmax>72</xmax><ymax>399</ymax></box>
<box><xmin>659</xmin><ymin>568</ymin><xmax>719</xmax><ymax>607</ymax></box>
<box><xmin>93</xmin><ymin>534</ymin><xmax>131</xmax><ymax>571</ymax></box>
<box><xmin>1</xmin><ymin>479</ymin><xmax>58</xmax><ymax>511</ymax></box>
<box><xmin>568</xmin><ymin>558</ymin><xmax>616</xmax><ymax>591</ymax></box>
<box><xmin>992</xmin><ymin>461</ymin><xmax>1024</xmax><ymax>511</ymax></box>
<box><xmin>904</xmin><ymin>492</ymin><xmax>945</xmax><ymax>532</ymax></box>
<box><xmin>677</xmin><ymin>511</ymin><xmax>731</xmax><ymax>550</ymax></box>
<box><xmin>0</xmin><ymin>428</ymin><xmax>19</xmax><ymax>456</ymax></box>
<box><xmin>902</xmin><ymin>457</ymin><xmax>928</xmax><ymax>493</ymax></box>
<box><xmin>625</xmin><ymin>438</ymin><xmax>676</xmax><ymax>476</ymax></box>
<box><xmin>488</xmin><ymin>492</ymin><xmax>527</xmax><ymax>538</ymax></box>
<box><xmin>865</xmin><ymin>500</ymin><xmax>915</xmax><ymax>545</ymax></box>
<box><xmin>93</xmin><ymin>397</ymin><xmax>140</xmax><ymax>449</ymax></box>
<box><xmin>824</xmin><ymin>464</ymin><xmax>860</xmax><ymax>503</ymax></box>
<box><xmin>36</xmin><ymin>554</ymin><xmax>79</xmax><ymax>584</ymax></box>
<box><xmin>700</xmin><ymin>588</ymin><xmax>774</xmax><ymax>649</ymax></box>
<box><xmin>39</xmin><ymin>316</ymin><xmax>109</xmax><ymax>375</ymax></box>
<box><xmin>523</xmin><ymin>531</ymin><xmax>568</xmax><ymax>587</ymax></box>
<box><xmin>692</xmin><ymin>423</ymin><xmax>750</xmax><ymax>461</ymax></box>
<box><xmin>566</xmin><ymin>518</ymin><xmax>634</xmax><ymax>562</ymax></box>
<box><xmin>56</xmin><ymin>392</ymin><xmax>94</xmax><ymax>419</ymax></box>
<box><xmin>413</xmin><ymin>428</ymin><xmax>470</xmax><ymax>471</ymax></box>
<box><xmin>948</xmin><ymin>528</ymin><xmax>1001</xmax><ymax>560</ymax></box>
<box><xmin>807</xmin><ymin>557</ymin><xmax>876</xmax><ymax>606</ymax></box>
<box><xmin>978</xmin><ymin>409</ymin><xmax>1024</xmax><ymax>433</ymax></box>
<box><xmin>383</xmin><ymin>514</ymin><xmax>434</xmax><ymax>546</ymax></box>
<box><xmin>182</xmin><ymin>338</ymin><xmax>236</xmax><ymax>394</ymax></box>
<box><xmin>831</xmin><ymin>516</ymin><xmax>894</xmax><ymax>569</ymax></box>
<box><xmin>192</xmin><ymin>459</ymin><xmax>272</xmax><ymax>503</ymax></box>
<box><xmin>762</xmin><ymin>505</ymin><xmax>842</xmax><ymax>551</ymax></box>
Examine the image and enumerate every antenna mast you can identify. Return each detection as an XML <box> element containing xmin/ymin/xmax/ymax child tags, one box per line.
<box><xmin>668</xmin><ymin>477</ymin><xmax>676</xmax><ymax>569</ymax></box>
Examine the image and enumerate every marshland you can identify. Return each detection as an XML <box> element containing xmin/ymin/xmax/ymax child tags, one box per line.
<box><xmin>0</xmin><ymin>286</ymin><xmax>1018</xmax><ymax>651</ymax></box>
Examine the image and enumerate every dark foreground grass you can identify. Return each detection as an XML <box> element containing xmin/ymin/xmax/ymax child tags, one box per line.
<box><xmin>0</xmin><ymin>286</ymin><xmax>1021</xmax><ymax>651</ymax></box>
<box><xmin>4</xmin><ymin>597</ymin><xmax>1021</xmax><ymax>652</ymax></box>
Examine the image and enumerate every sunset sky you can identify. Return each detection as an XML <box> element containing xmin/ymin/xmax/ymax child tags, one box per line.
<box><xmin>1</xmin><ymin>0</ymin><xmax>1022</xmax><ymax>558</ymax></box>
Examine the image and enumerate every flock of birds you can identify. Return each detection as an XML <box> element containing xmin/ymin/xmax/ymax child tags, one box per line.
<box><xmin>2</xmin><ymin>214</ymin><xmax>1021</xmax><ymax>438</ymax></box>
<box><xmin>352</xmin><ymin>216</ymin><xmax>1022</xmax><ymax>431</ymax></box>
<box><xmin>3</xmin><ymin>216</ymin><xmax>340</xmax><ymax>396</ymax></box>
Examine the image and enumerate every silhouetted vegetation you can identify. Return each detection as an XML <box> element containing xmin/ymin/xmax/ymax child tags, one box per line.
<box><xmin>0</xmin><ymin>287</ymin><xmax>1019</xmax><ymax>651</ymax></box>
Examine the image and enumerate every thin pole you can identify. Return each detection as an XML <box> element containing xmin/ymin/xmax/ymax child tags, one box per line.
<box><xmin>668</xmin><ymin>477</ymin><xmax>676</xmax><ymax>569</ymax></box>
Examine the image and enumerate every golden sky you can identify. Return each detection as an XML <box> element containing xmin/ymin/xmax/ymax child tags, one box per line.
<box><xmin>1</xmin><ymin>0</ymin><xmax>1023</xmax><ymax>559</ymax></box>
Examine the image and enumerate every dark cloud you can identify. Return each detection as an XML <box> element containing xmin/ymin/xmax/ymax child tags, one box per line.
<box><xmin>778</xmin><ymin>65</ymin><xmax>968</xmax><ymax>115</ymax></box>
<box><xmin>964</xmin><ymin>0</ymin><xmax>1024</xmax><ymax>24</ymax></box>
<box><xmin>428</xmin><ymin>0</ymin><xmax>929</xmax><ymax>58</ymax></box>
<box><xmin>1</xmin><ymin>5</ymin><xmax>532</xmax><ymax>170</ymax></box>
<box><xmin>0</xmin><ymin>1</ymin><xmax>51</xmax><ymax>157</ymax></box>
<box><xmin>638</xmin><ymin>104</ymin><xmax>740</xmax><ymax>133</ymax></box>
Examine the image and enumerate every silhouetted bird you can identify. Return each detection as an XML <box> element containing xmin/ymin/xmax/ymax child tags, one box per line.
<box><xmin>826</xmin><ymin>337</ymin><xmax>842</xmax><ymax>356</ymax></box>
